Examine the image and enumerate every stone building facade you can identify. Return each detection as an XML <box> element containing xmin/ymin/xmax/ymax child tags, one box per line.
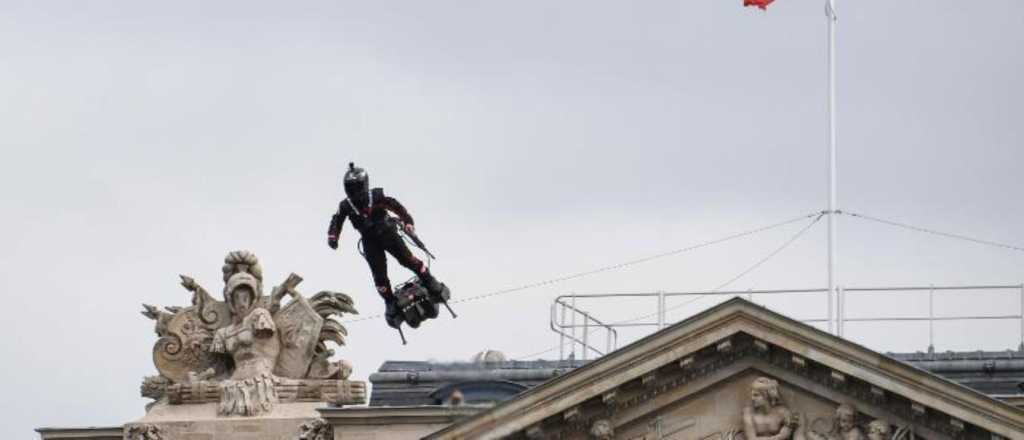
<box><xmin>37</xmin><ymin>296</ymin><xmax>1024</xmax><ymax>439</ymax></box>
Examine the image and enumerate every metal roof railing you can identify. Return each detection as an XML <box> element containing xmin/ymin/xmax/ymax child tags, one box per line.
<box><xmin>550</xmin><ymin>284</ymin><xmax>1024</xmax><ymax>362</ymax></box>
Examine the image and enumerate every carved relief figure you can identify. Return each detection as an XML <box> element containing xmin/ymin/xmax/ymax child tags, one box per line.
<box><xmin>802</xmin><ymin>404</ymin><xmax>865</xmax><ymax>440</ymax></box>
<box><xmin>834</xmin><ymin>404</ymin><xmax>865</xmax><ymax>440</ymax></box>
<box><xmin>124</xmin><ymin>423</ymin><xmax>162</xmax><ymax>440</ymax></box>
<box><xmin>589</xmin><ymin>419</ymin><xmax>614</xmax><ymax>440</ymax></box>
<box><xmin>742</xmin><ymin>377</ymin><xmax>797</xmax><ymax>440</ymax></box>
<box><xmin>866</xmin><ymin>420</ymin><xmax>890</xmax><ymax>440</ymax></box>
<box><xmin>297</xmin><ymin>418</ymin><xmax>334</xmax><ymax>440</ymax></box>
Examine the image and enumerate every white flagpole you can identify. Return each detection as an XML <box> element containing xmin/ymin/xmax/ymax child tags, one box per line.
<box><xmin>826</xmin><ymin>0</ymin><xmax>839</xmax><ymax>336</ymax></box>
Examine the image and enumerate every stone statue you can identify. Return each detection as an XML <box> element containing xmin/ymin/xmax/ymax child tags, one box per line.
<box><xmin>866</xmin><ymin>420</ymin><xmax>891</xmax><ymax>440</ymax></box>
<box><xmin>124</xmin><ymin>424</ymin><xmax>162</xmax><ymax>440</ymax></box>
<box><xmin>297</xmin><ymin>419</ymin><xmax>334</xmax><ymax>440</ymax></box>
<box><xmin>799</xmin><ymin>403</ymin><xmax>865</xmax><ymax>440</ymax></box>
<box><xmin>835</xmin><ymin>404</ymin><xmax>865</xmax><ymax>440</ymax></box>
<box><xmin>140</xmin><ymin>250</ymin><xmax>367</xmax><ymax>416</ymax></box>
<box><xmin>742</xmin><ymin>377</ymin><xmax>798</xmax><ymax>440</ymax></box>
<box><xmin>724</xmin><ymin>383</ymin><xmax>916</xmax><ymax>440</ymax></box>
<box><xmin>867</xmin><ymin>420</ymin><xmax>917</xmax><ymax>440</ymax></box>
<box><xmin>209</xmin><ymin>270</ymin><xmax>282</xmax><ymax>415</ymax></box>
<box><xmin>589</xmin><ymin>419</ymin><xmax>614</xmax><ymax>440</ymax></box>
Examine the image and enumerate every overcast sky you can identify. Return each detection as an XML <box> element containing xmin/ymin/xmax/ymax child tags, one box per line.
<box><xmin>2</xmin><ymin>0</ymin><xmax>1023</xmax><ymax>437</ymax></box>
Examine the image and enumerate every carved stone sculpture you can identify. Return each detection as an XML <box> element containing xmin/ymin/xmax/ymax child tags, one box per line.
<box><xmin>210</xmin><ymin>272</ymin><xmax>282</xmax><ymax>416</ymax></box>
<box><xmin>140</xmin><ymin>251</ymin><xmax>366</xmax><ymax>416</ymax></box>
<box><xmin>866</xmin><ymin>420</ymin><xmax>890</xmax><ymax>440</ymax></box>
<box><xmin>742</xmin><ymin>377</ymin><xmax>798</xmax><ymax>440</ymax></box>
<box><xmin>835</xmin><ymin>404</ymin><xmax>865</xmax><ymax>440</ymax></box>
<box><xmin>140</xmin><ymin>375</ymin><xmax>170</xmax><ymax>401</ymax></box>
<box><xmin>297</xmin><ymin>418</ymin><xmax>334</xmax><ymax>440</ymax></box>
<box><xmin>589</xmin><ymin>419</ymin><xmax>614</xmax><ymax>440</ymax></box>
<box><xmin>124</xmin><ymin>424</ymin><xmax>162</xmax><ymax>440</ymax></box>
<box><xmin>800</xmin><ymin>404</ymin><xmax>865</xmax><ymax>440</ymax></box>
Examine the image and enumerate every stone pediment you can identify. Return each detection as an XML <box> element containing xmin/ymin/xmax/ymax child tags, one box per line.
<box><xmin>426</xmin><ymin>298</ymin><xmax>1024</xmax><ymax>440</ymax></box>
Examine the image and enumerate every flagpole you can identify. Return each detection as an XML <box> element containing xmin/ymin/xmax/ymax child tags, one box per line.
<box><xmin>826</xmin><ymin>0</ymin><xmax>839</xmax><ymax>336</ymax></box>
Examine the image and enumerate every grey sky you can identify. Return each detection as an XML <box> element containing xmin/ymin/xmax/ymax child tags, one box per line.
<box><xmin>2</xmin><ymin>0</ymin><xmax>1023</xmax><ymax>437</ymax></box>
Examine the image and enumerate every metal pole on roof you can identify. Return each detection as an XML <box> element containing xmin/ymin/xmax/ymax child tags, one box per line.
<box><xmin>658</xmin><ymin>291</ymin><xmax>666</xmax><ymax>330</ymax></box>
<box><xmin>826</xmin><ymin>0</ymin><xmax>840</xmax><ymax>335</ymax></box>
<box><xmin>928</xmin><ymin>285</ymin><xmax>935</xmax><ymax>353</ymax></box>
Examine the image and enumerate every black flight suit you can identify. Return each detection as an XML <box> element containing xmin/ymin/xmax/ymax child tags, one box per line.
<box><xmin>327</xmin><ymin>188</ymin><xmax>438</xmax><ymax>301</ymax></box>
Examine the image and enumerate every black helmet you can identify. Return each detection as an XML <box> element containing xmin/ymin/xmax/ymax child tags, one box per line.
<box><xmin>343</xmin><ymin>162</ymin><xmax>369</xmax><ymax>201</ymax></box>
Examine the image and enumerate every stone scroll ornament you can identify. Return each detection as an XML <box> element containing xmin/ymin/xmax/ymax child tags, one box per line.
<box><xmin>140</xmin><ymin>251</ymin><xmax>366</xmax><ymax>416</ymax></box>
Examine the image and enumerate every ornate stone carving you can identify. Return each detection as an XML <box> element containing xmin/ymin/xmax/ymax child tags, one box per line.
<box><xmin>162</xmin><ymin>377</ymin><xmax>367</xmax><ymax>407</ymax></box>
<box><xmin>511</xmin><ymin>334</ymin><xmax>995</xmax><ymax>440</ymax></box>
<box><xmin>589</xmin><ymin>419</ymin><xmax>614</xmax><ymax>439</ymax></box>
<box><xmin>139</xmin><ymin>251</ymin><xmax>365</xmax><ymax>417</ymax></box>
<box><xmin>146</xmin><ymin>301</ymin><xmax>228</xmax><ymax>384</ymax></box>
<box><xmin>321</xmin><ymin>379</ymin><xmax>369</xmax><ymax>406</ymax></box>
<box><xmin>866</xmin><ymin>420</ymin><xmax>891</xmax><ymax>440</ymax></box>
<box><xmin>124</xmin><ymin>423</ymin><xmax>162</xmax><ymax>440</ymax></box>
<box><xmin>140</xmin><ymin>375</ymin><xmax>170</xmax><ymax>401</ymax></box>
<box><xmin>218</xmin><ymin>373</ymin><xmax>280</xmax><ymax>416</ymax></box>
<box><xmin>564</xmin><ymin>406</ymin><xmax>582</xmax><ymax>422</ymax></box>
<box><xmin>797</xmin><ymin>403</ymin><xmax>864</xmax><ymax>440</ymax></box>
<box><xmin>742</xmin><ymin>377</ymin><xmax>798</xmax><ymax>440</ymax></box>
<box><xmin>297</xmin><ymin>418</ymin><xmax>334</xmax><ymax>440</ymax></box>
<box><xmin>274</xmin><ymin>295</ymin><xmax>324</xmax><ymax>378</ymax></box>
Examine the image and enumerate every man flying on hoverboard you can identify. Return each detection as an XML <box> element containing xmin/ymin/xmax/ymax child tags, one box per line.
<box><xmin>326</xmin><ymin>163</ymin><xmax>452</xmax><ymax>337</ymax></box>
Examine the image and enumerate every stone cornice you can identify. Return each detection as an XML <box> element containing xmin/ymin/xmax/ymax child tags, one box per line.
<box><xmin>318</xmin><ymin>405</ymin><xmax>485</xmax><ymax>426</ymax></box>
<box><xmin>994</xmin><ymin>394</ymin><xmax>1024</xmax><ymax>409</ymax></box>
<box><xmin>35</xmin><ymin>427</ymin><xmax>123</xmax><ymax>440</ymax></box>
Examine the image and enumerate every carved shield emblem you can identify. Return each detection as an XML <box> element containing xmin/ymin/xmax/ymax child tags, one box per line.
<box><xmin>272</xmin><ymin>296</ymin><xmax>324</xmax><ymax>378</ymax></box>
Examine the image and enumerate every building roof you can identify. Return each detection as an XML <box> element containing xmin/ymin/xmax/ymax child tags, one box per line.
<box><xmin>426</xmin><ymin>297</ymin><xmax>1024</xmax><ymax>440</ymax></box>
<box><xmin>369</xmin><ymin>358</ymin><xmax>586</xmax><ymax>407</ymax></box>
<box><xmin>369</xmin><ymin>345</ymin><xmax>1024</xmax><ymax>411</ymax></box>
<box><xmin>889</xmin><ymin>349</ymin><xmax>1024</xmax><ymax>396</ymax></box>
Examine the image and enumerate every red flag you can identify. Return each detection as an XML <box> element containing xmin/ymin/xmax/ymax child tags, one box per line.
<box><xmin>744</xmin><ymin>0</ymin><xmax>775</xmax><ymax>10</ymax></box>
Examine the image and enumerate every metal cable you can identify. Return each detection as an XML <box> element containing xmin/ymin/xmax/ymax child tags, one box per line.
<box><xmin>522</xmin><ymin>210</ymin><xmax>1022</xmax><ymax>360</ymax></box>
<box><xmin>452</xmin><ymin>211</ymin><xmax>821</xmax><ymax>305</ymax></box>
<box><xmin>513</xmin><ymin>212</ymin><xmax>823</xmax><ymax>360</ymax></box>
<box><xmin>844</xmin><ymin>211</ymin><xmax>1024</xmax><ymax>253</ymax></box>
<box><xmin>344</xmin><ymin>211</ymin><xmax>821</xmax><ymax>324</ymax></box>
<box><xmin>610</xmin><ymin>212</ymin><xmax>823</xmax><ymax>326</ymax></box>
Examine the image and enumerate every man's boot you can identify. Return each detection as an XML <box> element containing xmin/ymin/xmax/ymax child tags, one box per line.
<box><xmin>429</xmin><ymin>280</ymin><xmax>449</xmax><ymax>303</ymax></box>
<box><xmin>378</xmin><ymin>285</ymin><xmax>403</xmax><ymax>329</ymax></box>
<box><xmin>419</xmin><ymin>272</ymin><xmax>449</xmax><ymax>303</ymax></box>
<box><xmin>384</xmin><ymin>299</ymin><xmax>402</xmax><ymax>329</ymax></box>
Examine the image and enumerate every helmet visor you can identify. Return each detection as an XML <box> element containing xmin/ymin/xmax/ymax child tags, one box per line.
<box><xmin>344</xmin><ymin>179</ymin><xmax>368</xmax><ymax>198</ymax></box>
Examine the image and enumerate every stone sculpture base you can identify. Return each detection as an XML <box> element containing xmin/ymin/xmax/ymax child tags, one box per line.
<box><xmin>126</xmin><ymin>402</ymin><xmax>324</xmax><ymax>440</ymax></box>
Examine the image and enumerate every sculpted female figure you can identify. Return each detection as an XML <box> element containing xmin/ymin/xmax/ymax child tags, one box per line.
<box><xmin>743</xmin><ymin>377</ymin><xmax>797</xmax><ymax>440</ymax></box>
<box><xmin>210</xmin><ymin>271</ymin><xmax>281</xmax><ymax>416</ymax></box>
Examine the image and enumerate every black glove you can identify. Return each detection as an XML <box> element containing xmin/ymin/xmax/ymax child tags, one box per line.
<box><xmin>327</xmin><ymin>235</ymin><xmax>338</xmax><ymax>250</ymax></box>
